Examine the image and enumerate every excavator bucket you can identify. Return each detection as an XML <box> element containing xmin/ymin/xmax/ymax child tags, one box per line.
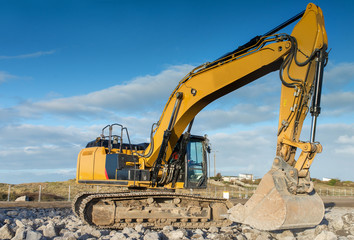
<box><xmin>228</xmin><ymin>159</ymin><xmax>324</xmax><ymax>231</ymax></box>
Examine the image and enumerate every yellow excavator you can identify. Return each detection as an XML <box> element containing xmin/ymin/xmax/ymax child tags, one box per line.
<box><xmin>73</xmin><ymin>3</ymin><xmax>328</xmax><ymax>231</ymax></box>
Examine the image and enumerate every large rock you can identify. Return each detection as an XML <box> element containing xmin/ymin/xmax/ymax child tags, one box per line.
<box><xmin>25</xmin><ymin>230</ymin><xmax>42</xmax><ymax>240</ymax></box>
<box><xmin>122</xmin><ymin>227</ymin><xmax>135</xmax><ymax>235</ymax></box>
<box><xmin>111</xmin><ymin>232</ymin><xmax>127</xmax><ymax>240</ymax></box>
<box><xmin>330</xmin><ymin>217</ymin><xmax>344</xmax><ymax>231</ymax></box>
<box><xmin>62</xmin><ymin>231</ymin><xmax>76</xmax><ymax>240</ymax></box>
<box><xmin>43</xmin><ymin>222</ymin><xmax>58</xmax><ymax>238</ymax></box>
<box><xmin>314</xmin><ymin>231</ymin><xmax>337</xmax><ymax>240</ymax></box>
<box><xmin>15</xmin><ymin>196</ymin><xmax>29</xmax><ymax>202</ymax></box>
<box><xmin>208</xmin><ymin>226</ymin><xmax>219</xmax><ymax>233</ymax></box>
<box><xmin>129</xmin><ymin>232</ymin><xmax>142</xmax><ymax>239</ymax></box>
<box><xmin>80</xmin><ymin>225</ymin><xmax>99</xmax><ymax>236</ymax></box>
<box><xmin>6</xmin><ymin>211</ymin><xmax>18</xmax><ymax>217</ymax></box>
<box><xmin>90</xmin><ymin>229</ymin><xmax>102</xmax><ymax>238</ymax></box>
<box><xmin>350</xmin><ymin>226</ymin><xmax>354</xmax><ymax>236</ymax></box>
<box><xmin>336</xmin><ymin>229</ymin><xmax>351</xmax><ymax>237</ymax></box>
<box><xmin>191</xmin><ymin>233</ymin><xmax>204</xmax><ymax>240</ymax></box>
<box><xmin>15</xmin><ymin>220</ymin><xmax>24</xmax><ymax>228</ymax></box>
<box><xmin>0</xmin><ymin>224</ymin><xmax>14</xmax><ymax>239</ymax></box>
<box><xmin>220</xmin><ymin>226</ymin><xmax>233</xmax><ymax>234</ymax></box>
<box><xmin>255</xmin><ymin>232</ymin><xmax>272</xmax><ymax>240</ymax></box>
<box><xmin>342</xmin><ymin>213</ymin><xmax>354</xmax><ymax>226</ymax></box>
<box><xmin>134</xmin><ymin>224</ymin><xmax>145</xmax><ymax>233</ymax></box>
<box><xmin>236</xmin><ymin>234</ymin><xmax>247</xmax><ymax>240</ymax></box>
<box><xmin>274</xmin><ymin>230</ymin><xmax>295</xmax><ymax>239</ymax></box>
<box><xmin>206</xmin><ymin>233</ymin><xmax>218</xmax><ymax>239</ymax></box>
<box><xmin>162</xmin><ymin>225</ymin><xmax>174</xmax><ymax>232</ymax></box>
<box><xmin>241</xmin><ymin>225</ymin><xmax>261</xmax><ymax>240</ymax></box>
<box><xmin>315</xmin><ymin>224</ymin><xmax>329</xmax><ymax>235</ymax></box>
<box><xmin>12</xmin><ymin>227</ymin><xmax>25</xmax><ymax>240</ymax></box>
<box><xmin>167</xmin><ymin>229</ymin><xmax>188</xmax><ymax>240</ymax></box>
<box><xmin>144</xmin><ymin>231</ymin><xmax>160</xmax><ymax>240</ymax></box>
<box><xmin>194</xmin><ymin>229</ymin><xmax>205</xmax><ymax>236</ymax></box>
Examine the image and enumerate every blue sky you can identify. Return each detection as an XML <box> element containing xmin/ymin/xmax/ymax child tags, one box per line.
<box><xmin>1</xmin><ymin>0</ymin><xmax>354</xmax><ymax>184</ymax></box>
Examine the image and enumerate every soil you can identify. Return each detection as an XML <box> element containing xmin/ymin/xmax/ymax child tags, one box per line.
<box><xmin>0</xmin><ymin>201</ymin><xmax>71</xmax><ymax>209</ymax></box>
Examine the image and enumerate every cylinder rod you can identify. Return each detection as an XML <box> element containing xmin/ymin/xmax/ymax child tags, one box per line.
<box><xmin>310</xmin><ymin>50</ymin><xmax>326</xmax><ymax>142</ymax></box>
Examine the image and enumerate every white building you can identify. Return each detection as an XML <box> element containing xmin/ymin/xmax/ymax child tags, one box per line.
<box><xmin>222</xmin><ymin>174</ymin><xmax>254</xmax><ymax>182</ymax></box>
<box><xmin>322</xmin><ymin>177</ymin><xmax>332</xmax><ymax>182</ymax></box>
<box><xmin>222</xmin><ymin>176</ymin><xmax>239</xmax><ymax>182</ymax></box>
<box><xmin>239</xmin><ymin>173</ymin><xmax>253</xmax><ymax>181</ymax></box>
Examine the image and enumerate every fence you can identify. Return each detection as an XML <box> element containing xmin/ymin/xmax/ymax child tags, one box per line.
<box><xmin>185</xmin><ymin>183</ymin><xmax>354</xmax><ymax>200</ymax></box>
<box><xmin>317</xmin><ymin>187</ymin><xmax>354</xmax><ymax>197</ymax></box>
<box><xmin>0</xmin><ymin>184</ymin><xmax>121</xmax><ymax>202</ymax></box>
<box><xmin>1</xmin><ymin>183</ymin><xmax>354</xmax><ymax>202</ymax></box>
<box><xmin>190</xmin><ymin>184</ymin><xmax>258</xmax><ymax>199</ymax></box>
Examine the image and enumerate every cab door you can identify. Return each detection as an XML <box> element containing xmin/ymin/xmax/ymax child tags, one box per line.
<box><xmin>184</xmin><ymin>136</ymin><xmax>208</xmax><ymax>188</ymax></box>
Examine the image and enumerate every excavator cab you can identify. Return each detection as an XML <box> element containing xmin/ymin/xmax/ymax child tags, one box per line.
<box><xmin>184</xmin><ymin>135</ymin><xmax>208</xmax><ymax>189</ymax></box>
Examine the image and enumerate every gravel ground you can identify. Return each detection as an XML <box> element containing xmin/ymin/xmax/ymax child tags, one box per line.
<box><xmin>0</xmin><ymin>207</ymin><xmax>353</xmax><ymax>240</ymax></box>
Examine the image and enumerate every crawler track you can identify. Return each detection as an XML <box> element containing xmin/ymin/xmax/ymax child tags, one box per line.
<box><xmin>74</xmin><ymin>191</ymin><xmax>232</xmax><ymax>229</ymax></box>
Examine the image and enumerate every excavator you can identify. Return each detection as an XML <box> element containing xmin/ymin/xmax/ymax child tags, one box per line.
<box><xmin>73</xmin><ymin>3</ymin><xmax>328</xmax><ymax>231</ymax></box>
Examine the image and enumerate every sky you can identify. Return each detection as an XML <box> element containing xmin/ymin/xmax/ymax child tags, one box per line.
<box><xmin>0</xmin><ymin>0</ymin><xmax>354</xmax><ymax>184</ymax></box>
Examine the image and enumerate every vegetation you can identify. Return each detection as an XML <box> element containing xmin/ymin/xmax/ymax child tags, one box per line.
<box><xmin>312</xmin><ymin>178</ymin><xmax>354</xmax><ymax>187</ymax></box>
<box><xmin>0</xmin><ymin>179</ymin><xmax>126</xmax><ymax>201</ymax></box>
<box><xmin>214</xmin><ymin>173</ymin><xmax>223</xmax><ymax>181</ymax></box>
<box><xmin>328</xmin><ymin>179</ymin><xmax>339</xmax><ymax>186</ymax></box>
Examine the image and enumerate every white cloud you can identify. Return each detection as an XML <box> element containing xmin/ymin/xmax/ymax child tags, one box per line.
<box><xmin>0</xmin><ymin>124</ymin><xmax>96</xmax><ymax>170</ymax></box>
<box><xmin>201</xmin><ymin>72</ymin><xmax>281</xmax><ymax>110</ymax></box>
<box><xmin>324</xmin><ymin>62</ymin><xmax>354</xmax><ymax>89</ymax></box>
<box><xmin>196</xmin><ymin>103</ymin><xmax>276</xmax><ymax>131</ymax></box>
<box><xmin>11</xmin><ymin>65</ymin><xmax>194</xmax><ymax>121</ymax></box>
<box><xmin>0</xmin><ymin>71</ymin><xmax>17</xmax><ymax>83</ymax></box>
<box><xmin>310</xmin><ymin>123</ymin><xmax>354</xmax><ymax>180</ymax></box>
<box><xmin>337</xmin><ymin>135</ymin><xmax>354</xmax><ymax>144</ymax></box>
<box><xmin>0</xmin><ymin>168</ymin><xmax>76</xmax><ymax>184</ymax></box>
<box><xmin>322</xmin><ymin>91</ymin><xmax>354</xmax><ymax>116</ymax></box>
<box><xmin>207</xmin><ymin>126</ymin><xmax>277</xmax><ymax>178</ymax></box>
<box><xmin>0</xmin><ymin>50</ymin><xmax>56</xmax><ymax>60</ymax></box>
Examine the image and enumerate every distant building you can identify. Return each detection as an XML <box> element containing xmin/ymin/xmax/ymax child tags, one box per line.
<box><xmin>222</xmin><ymin>174</ymin><xmax>254</xmax><ymax>182</ymax></box>
<box><xmin>222</xmin><ymin>176</ymin><xmax>238</xmax><ymax>182</ymax></box>
<box><xmin>322</xmin><ymin>177</ymin><xmax>332</xmax><ymax>182</ymax></box>
<box><xmin>239</xmin><ymin>173</ymin><xmax>253</xmax><ymax>181</ymax></box>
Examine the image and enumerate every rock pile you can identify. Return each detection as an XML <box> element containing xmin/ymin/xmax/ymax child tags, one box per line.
<box><xmin>0</xmin><ymin>207</ymin><xmax>353</xmax><ymax>239</ymax></box>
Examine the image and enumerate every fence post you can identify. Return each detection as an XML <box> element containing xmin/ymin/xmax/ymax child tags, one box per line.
<box><xmin>38</xmin><ymin>185</ymin><xmax>42</xmax><ymax>202</ymax></box>
<box><xmin>68</xmin><ymin>185</ymin><xmax>71</xmax><ymax>201</ymax></box>
<box><xmin>7</xmin><ymin>185</ymin><xmax>11</xmax><ymax>201</ymax></box>
<box><xmin>327</xmin><ymin>188</ymin><xmax>328</xmax><ymax>196</ymax></box>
